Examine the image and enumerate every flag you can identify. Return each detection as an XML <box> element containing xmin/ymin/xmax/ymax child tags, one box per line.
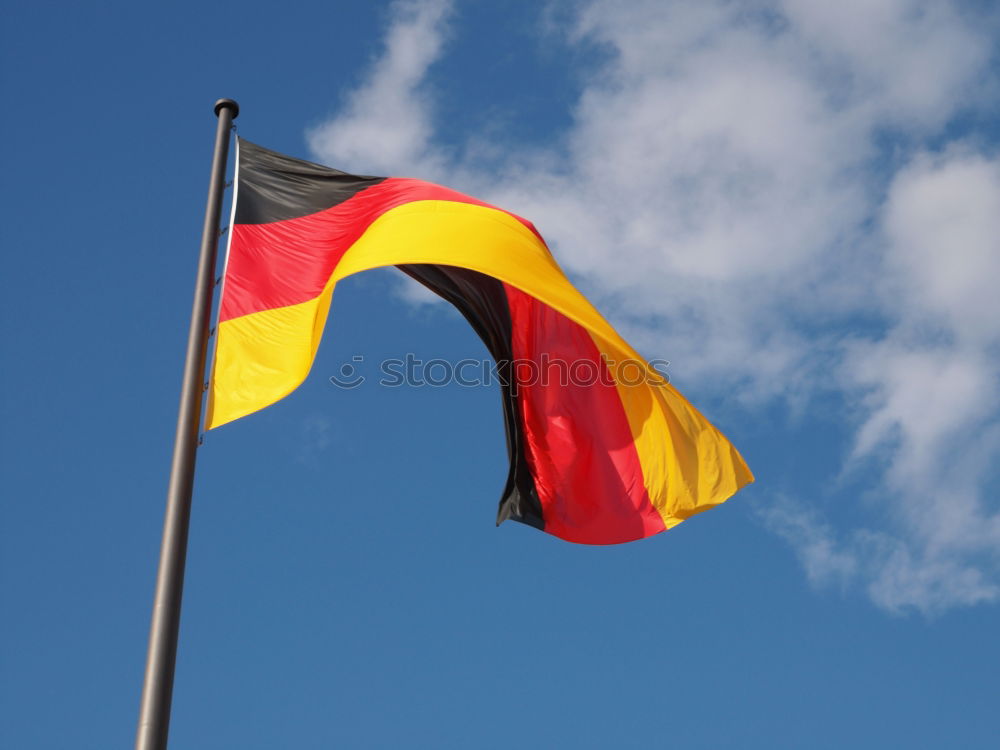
<box><xmin>207</xmin><ymin>138</ymin><xmax>753</xmax><ymax>544</ymax></box>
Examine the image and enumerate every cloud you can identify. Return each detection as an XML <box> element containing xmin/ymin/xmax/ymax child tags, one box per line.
<box><xmin>862</xmin><ymin>530</ymin><xmax>1000</xmax><ymax>614</ymax></box>
<box><xmin>306</xmin><ymin>0</ymin><xmax>1000</xmax><ymax>614</ymax></box>
<box><xmin>880</xmin><ymin>150</ymin><xmax>1000</xmax><ymax>346</ymax></box>
<box><xmin>758</xmin><ymin>496</ymin><xmax>858</xmax><ymax>590</ymax></box>
<box><xmin>761</xmin><ymin>497</ymin><xmax>1000</xmax><ymax>616</ymax></box>
<box><xmin>835</xmin><ymin>149</ymin><xmax>1000</xmax><ymax>613</ymax></box>
<box><xmin>307</xmin><ymin>0</ymin><xmax>452</xmax><ymax>179</ymax></box>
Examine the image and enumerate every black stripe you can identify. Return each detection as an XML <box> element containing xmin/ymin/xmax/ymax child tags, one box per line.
<box><xmin>235</xmin><ymin>138</ymin><xmax>385</xmax><ymax>224</ymax></box>
<box><xmin>397</xmin><ymin>264</ymin><xmax>545</xmax><ymax>532</ymax></box>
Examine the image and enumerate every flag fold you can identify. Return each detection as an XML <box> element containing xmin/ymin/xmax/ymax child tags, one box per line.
<box><xmin>208</xmin><ymin>138</ymin><xmax>753</xmax><ymax>544</ymax></box>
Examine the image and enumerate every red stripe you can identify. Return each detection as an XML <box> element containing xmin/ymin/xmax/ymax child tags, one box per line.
<box><xmin>504</xmin><ymin>284</ymin><xmax>665</xmax><ymax>544</ymax></box>
<box><xmin>220</xmin><ymin>178</ymin><xmax>542</xmax><ymax>322</ymax></box>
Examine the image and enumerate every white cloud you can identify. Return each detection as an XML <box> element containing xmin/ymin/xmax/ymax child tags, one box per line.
<box><xmin>762</xmin><ymin>497</ymin><xmax>1000</xmax><ymax>615</ymax></box>
<box><xmin>307</xmin><ymin>0</ymin><xmax>1000</xmax><ymax>614</ymax></box>
<box><xmin>862</xmin><ymin>530</ymin><xmax>1000</xmax><ymax>613</ymax></box>
<box><xmin>881</xmin><ymin>151</ymin><xmax>1000</xmax><ymax>345</ymax></box>
<box><xmin>759</xmin><ymin>497</ymin><xmax>858</xmax><ymax>590</ymax></box>
<box><xmin>835</xmin><ymin>149</ymin><xmax>1000</xmax><ymax>613</ymax></box>
<box><xmin>396</xmin><ymin>272</ymin><xmax>444</xmax><ymax>307</ymax></box>
<box><xmin>779</xmin><ymin>0</ymin><xmax>991</xmax><ymax>125</ymax></box>
<box><xmin>306</xmin><ymin>0</ymin><xmax>452</xmax><ymax>179</ymax></box>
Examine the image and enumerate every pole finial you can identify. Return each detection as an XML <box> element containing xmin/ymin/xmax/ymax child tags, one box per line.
<box><xmin>214</xmin><ymin>98</ymin><xmax>239</xmax><ymax>119</ymax></box>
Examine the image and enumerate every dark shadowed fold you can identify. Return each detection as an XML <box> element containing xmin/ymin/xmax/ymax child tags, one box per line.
<box><xmin>397</xmin><ymin>264</ymin><xmax>545</xmax><ymax>531</ymax></box>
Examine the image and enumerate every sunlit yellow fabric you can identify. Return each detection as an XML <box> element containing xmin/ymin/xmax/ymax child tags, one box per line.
<box><xmin>207</xmin><ymin>199</ymin><xmax>752</xmax><ymax>523</ymax></box>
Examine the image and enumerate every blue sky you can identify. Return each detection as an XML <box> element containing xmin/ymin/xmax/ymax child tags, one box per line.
<box><xmin>2</xmin><ymin>1</ymin><xmax>999</xmax><ymax>747</ymax></box>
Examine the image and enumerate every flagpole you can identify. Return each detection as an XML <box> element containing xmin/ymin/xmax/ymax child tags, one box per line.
<box><xmin>135</xmin><ymin>98</ymin><xmax>239</xmax><ymax>750</ymax></box>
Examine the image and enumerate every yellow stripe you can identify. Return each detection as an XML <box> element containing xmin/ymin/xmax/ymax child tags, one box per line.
<box><xmin>206</xmin><ymin>289</ymin><xmax>334</xmax><ymax>429</ymax></box>
<box><xmin>208</xmin><ymin>199</ymin><xmax>753</xmax><ymax>521</ymax></box>
<box><xmin>591</xmin><ymin>334</ymin><xmax>754</xmax><ymax>528</ymax></box>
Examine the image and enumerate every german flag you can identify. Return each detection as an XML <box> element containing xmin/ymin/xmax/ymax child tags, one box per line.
<box><xmin>207</xmin><ymin>138</ymin><xmax>753</xmax><ymax>544</ymax></box>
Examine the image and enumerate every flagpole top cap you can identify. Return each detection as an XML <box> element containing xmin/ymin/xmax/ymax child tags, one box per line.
<box><xmin>214</xmin><ymin>99</ymin><xmax>240</xmax><ymax>119</ymax></box>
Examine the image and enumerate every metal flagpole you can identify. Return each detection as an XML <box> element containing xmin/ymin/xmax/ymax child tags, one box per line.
<box><xmin>135</xmin><ymin>98</ymin><xmax>239</xmax><ymax>750</ymax></box>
